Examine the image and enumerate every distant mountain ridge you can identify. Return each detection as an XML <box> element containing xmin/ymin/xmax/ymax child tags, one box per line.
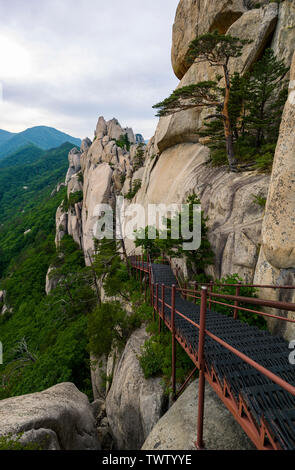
<box><xmin>0</xmin><ymin>125</ymin><xmax>81</xmax><ymax>160</ymax></box>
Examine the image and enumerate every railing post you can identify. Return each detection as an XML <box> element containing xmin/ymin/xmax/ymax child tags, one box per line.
<box><xmin>156</xmin><ymin>283</ymin><xmax>159</xmax><ymax>320</ymax></box>
<box><xmin>209</xmin><ymin>281</ymin><xmax>213</xmax><ymax>310</ymax></box>
<box><xmin>160</xmin><ymin>284</ymin><xmax>165</xmax><ymax>332</ymax></box>
<box><xmin>171</xmin><ymin>284</ymin><xmax>176</xmax><ymax>400</ymax></box>
<box><xmin>195</xmin><ymin>282</ymin><xmax>198</xmax><ymax>305</ymax></box>
<box><xmin>149</xmin><ymin>265</ymin><xmax>152</xmax><ymax>306</ymax></box>
<box><xmin>140</xmin><ymin>255</ymin><xmax>143</xmax><ymax>290</ymax></box>
<box><xmin>144</xmin><ymin>273</ymin><xmax>147</xmax><ymax>303</ymax></box>
<box><xmin>234</xmin><ymin>281</ymin><xmax>242</xmax><ymax>320</ymax></box>
<box><xmin>152</xmin><ymin>283</ymin><xmax>155</xmax><ymax>321</ymax></box>
<box><xmin>196</xmin><ymin>286</ymin><xmax>208</xmax><ymax>450</ymax></box>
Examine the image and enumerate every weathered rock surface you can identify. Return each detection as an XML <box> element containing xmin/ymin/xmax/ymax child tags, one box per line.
<box><xmin>55</xmin><ymin>204</ymin><xmax>68</xmax><ymax>246</ymax></box>
<box><xmin>227</xmin><ymin>3</ymin><xmax>278</xmax><ymax>74</ymax></box>
<box><xmin>0</xmin><ymin>383</ymin><xmax>100</xmax><ymax>450</ymax></box>
<box><xmin>82</xmin><ymin>162</ymin><xmax>113</xmax><ymax>259</ymax></box>
<box><xmin>254</xmin><ymin>50</ymin><xmax>295</xmax><ymax>340</ymax></box>
<box><xmin>106</xmin><ymin>326</ymin><xmax>167</xmax><ymax>450</ymax></box>
<box><xmin>65</xmin><ymin>147</ymin><xmax>82</xmax><ymax>184</ymax></box>
<box><xmin>261</xmin><ymin>50</ymin><xmax>295</xmax><ymax>270</ymax></box>
<box><xmin>159</xmin><ymin>4</ymin><xmax>279</xmax><ymax>154</ymax></box>
<box><xmin>254</xmin><ymin>248</ymin><xmax>295</xmax><ymax>341</ymax></box>
<box><xmin>45</xmin><ymin>266</ymin><xmax>61</xmax><ymax>295</ymax></box>
<box><xmin>0</xmin><ymin>290</ymin><xmax>10</xmax><ymax>316</ymax></box>
<box><xmin>142</xmin><ymin>380</ymin><xmax>254</xmax><ymax>450</ymax></box>
<box><xmin>172</xmin><ymin>0</ymin><xmax>246</xmax><ymax>80</ymax></box>
<box><xmin>90</xmin><ymin>353</ymin><xmax>108</xmax><ymax>400</ymax></box>
<box><xmin>134</xmin><ymin>142</ymin><xmax>269</xmax><ymax>281</ymax></box>
<box><xmin>271</xmin><ymin>0</ymin><xmax>295</xmax><ymax>75</ymax></box>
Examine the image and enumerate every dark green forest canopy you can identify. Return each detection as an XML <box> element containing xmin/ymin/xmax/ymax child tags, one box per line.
<box><xmin>0</xmin><ymin>142</ymin><xmax>93</xmax><ymax>400</ymax></box>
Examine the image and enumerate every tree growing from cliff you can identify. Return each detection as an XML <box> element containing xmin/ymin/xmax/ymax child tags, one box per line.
<box><xmin>244</xmin><ymin>48</ymin><xmax>288</xmax><ymax>148</ymax></box>
<box><xmin>200</xmin><ymin>49</ymin><xmax>288</xmax><ymax>170</ymax></box>
<box><xmin>153</xmin><ymin>31</ymin><xmax>251</xmax><ymax>171</ymax></box>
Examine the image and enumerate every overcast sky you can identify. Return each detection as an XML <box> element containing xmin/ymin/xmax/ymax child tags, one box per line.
<box><xmin>0</xmin><ymin>0</ymin><xmax>179</xmax><ymax>140</ymax></box>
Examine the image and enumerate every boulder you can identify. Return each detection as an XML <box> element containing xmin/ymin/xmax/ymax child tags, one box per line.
<box><xmin>171</xmin><ymin>0</ymin><xmax>246</xmax><ymax>80</ymax></box>
<box><xmin>142</xmin><ymin>380</ymin><xmax>254</xmax><ymax>450</ymax></box>
<box><xmin>105</xmin><ymin>326</ymin><xmax>167</xmax><ymax>450</ymax></box>
<box><xmin>227</xmin><ymin>3</ymin><xmax>279</xmax><ymax>74</ymax></box>
<box><xmin>0</xmin><ymin>383</ymin><xmax>100</xmax><ymax>450</ymax></box>
<box><xmin>261</xmin><ymin>50</ymin><xmax>295</xmax><ymax>270</ymax></box>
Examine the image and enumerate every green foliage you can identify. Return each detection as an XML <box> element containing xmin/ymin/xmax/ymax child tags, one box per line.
<box><xmin>88</xmin><ymin>302</ymin><xmax>130</xmax><ymax>358</ymax></box>
<box><xmin>0</xmin><ymin>144</ymin><xmax>44</xmax><ymax>169</ymax></box>
<box><xmin>252</xmin><ymin>194</ymin><xmax>267</xmax><ymax>208</ymax></box>
<box><xmin>0</xmin><ymin>186</ymin><xmax>66</xmax><ymax>280</ymax></box>
<box><xmin>0</xmin><ymin>150</ymin><xmax>94</xmax><ymax>400</ymax></box>
<box><xmin>139</xmin><ymin>323</ymin><xmax>194</xmax><ymax>386</ymax></box>
<box><xmin>153</xmin><ymin>32</ymin><xmax>251</xmax><ymax>170</ymax></box>
<box><xmin>133</xmin><ymin>144</ymin><xmax>145</xmax><ymax>171</ymax></box>
<box><xmin>153</xmin><ymin>81</ymin><xmax>220</xmax><ymax>117</ymax></box>
<box><xmin>0</xmin><ymin>228</ymin><xmax>94</xmax><ymax>399</ymax></box>
<box><xmin>211</xmin><ymin>274</ymin><xmax>267</xmax><ymax>329</ymax></box>
<box><xmin>0</xmin><ymin>143</ymin><xmax>72</xmax><ymax>225</ymax></box>
<box><xmin>62</xmin><ymin>191</ymin><xmax>83</xmax><ymax>212</ymax></box>
<box><xmin>77</xmin><ymin>172</ymin><xmax>84</xmax><ymax>184</ymax></box>
<box><xmin>115</xmin><ymin>133</ymin><xmax>131</xmax><ymax>151</ymax></box>
<box><xmin>125</xmin><ymin>179</ymin><xmax>142</xmax><ymax>200</ymax></box>
<box><xmin>0</xmin><ymin>434</ymin><xmax>43</xmax><ymax>450</ymax></box>
<box><xmin>244</xmin><ymin>49</ymin><xmax>288</xmax><ymax>148</ymax></box>
<box><xmin>185</xmin><ymin>31</ymin><xmax>251</xmax><ymax>68</ymax></box>
<box><xmin>205</xmin><ymin>49</ymin><xmax>288</xmax><ymax>171</ymax></box>
<box><xmin>135</xmin><ymin>193</ymin><xmax>214</xmax><ymax>277</ymax></box>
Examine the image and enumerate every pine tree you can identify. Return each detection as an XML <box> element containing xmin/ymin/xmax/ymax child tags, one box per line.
<box><xmin>153</xmin><ymin>32</ymin><xmax>251</xmax><ymax>171</ymax></box>
<box><xmin>245</xmin><ymin>49</ymin><xmax>289</xmax><ymax>147</ymax></box>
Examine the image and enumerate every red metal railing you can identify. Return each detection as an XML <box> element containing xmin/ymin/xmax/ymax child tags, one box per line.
<box><xmin>129</xmin><ymin>254</ymin><xmax>295</xmax><ymax>450</ymax></box>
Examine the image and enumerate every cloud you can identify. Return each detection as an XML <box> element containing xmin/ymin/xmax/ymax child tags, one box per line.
<box><xmin>0</xmin><ymin>0</ymin><xmax>179</xmax><ymax>139</ymax></box>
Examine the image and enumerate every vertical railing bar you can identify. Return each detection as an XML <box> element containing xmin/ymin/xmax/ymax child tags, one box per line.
<box><xmin>196</xmin><ymin>286</ymin><xmax>208</xmax><ymax>450</ymax></box>
<box><xmin>234</xmin><ymin>281</ymin><xmax>242</xmax><ymax>320</ymax></box>
<box><xmin>171</xmin><ymin>284</ymin><xmax>176</xmax><ymax>400</ymax></box>
<box><xmin>161</xmin><ymin>284</ymin><xmax>165</xmax><ymax>330</ymax></box>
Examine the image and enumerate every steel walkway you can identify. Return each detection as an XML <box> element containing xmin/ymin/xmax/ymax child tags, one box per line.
<box><xmin>131</xmin><ymin>258</ymin><xmax>295</xmax><ymax>450</ymax></box>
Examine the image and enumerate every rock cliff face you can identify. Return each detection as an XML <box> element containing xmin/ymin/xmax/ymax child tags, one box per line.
<box><xmin>48</xmin><ymin>0</ymin><xmax>295</xmax><ymax>450</ymax></box>
<box><xmin>106</xmin><ymin>326</ymin><xmax>167</xmax><ymax>450</ymax></box>
<box><xmin>131</xmin><ymin>0</ymin><xmax>295</xmax><ymax>285</ymax></box>
<box><xmin>55</xmin><ymin>116</ymin><xmax>146</xmax><ymax>263</ymax></box>
<box><xmin>254</xmin><ymin>49</ymin><xmax>295</xmax><ymax>341</ymax></box>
